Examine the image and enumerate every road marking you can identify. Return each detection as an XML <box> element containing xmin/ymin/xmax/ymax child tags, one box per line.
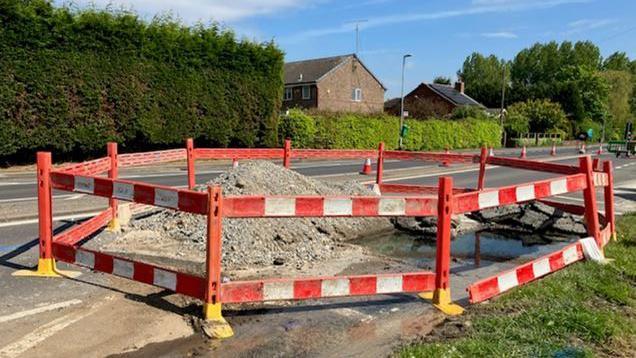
<box><xmin>0</xmin><ymin>211</ymin><xmax>103</xmax><ymax>228</ymax></box>
<box><xmin>0</xmin><ymin>307</ymin><xmax>94</xmax><ymax>358</ymax></box>
<box><xmin>0</xmin><ymin>194</ymin><xmax>79</xmax><ymax>204</ymax></box>
<box><xmin>0</xmin><ymin>299</ymin><xmax>82</xmax><ymax>324</ymax></box>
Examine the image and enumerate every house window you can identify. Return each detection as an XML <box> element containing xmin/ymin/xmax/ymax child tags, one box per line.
<box><xmin>352</xmin><ymin>88</ymin><xmax>362</xmax><ymax>102</ymax></box>
<box><xmin>302</xmin><ymin>85</ymin><xmax>311</xmax><ymax>99</ymax></box>
<box><xmin>284</xmin><ymin>87</ymin><xmax>292</xmax><ymax>101</ymax></box>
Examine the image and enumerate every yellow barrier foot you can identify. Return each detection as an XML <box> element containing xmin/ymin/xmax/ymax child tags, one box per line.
<box><xmin>106</xmin><ymin>218</ymin><xmax>121</xmax><ymax>233</ymax></box>
<box><xmin>431</xmin><ymin>288</ymin><xmax>464</xmax><ymax>316</ymax></box>
<box><xmin>612</xmin><ymin>232</ymin><xmax>617</xmax><ymax>242</ymax></box>
<box><xmin>12</xmin><ymin>258</ymin><xmax>81</xmax><ymax>278</ymax></box>
<box><xmin>202</xmin><ymin>303</ymin><xmax>234</xmax><ymax>339</ymax></box>
<box><xmin>417</xmin><ymin>291</ymin><xmax>434</xmax><ymax>300</ymax></box>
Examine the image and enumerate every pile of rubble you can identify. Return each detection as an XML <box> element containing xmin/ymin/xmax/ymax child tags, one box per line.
<box><xmin>92</xmin><ymin>161</ymin><xmax>392</xmax><ymax>272</ymax></box>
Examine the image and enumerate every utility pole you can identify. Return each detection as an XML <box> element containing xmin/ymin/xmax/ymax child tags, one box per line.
<box><xmin>499</xmin><ymin>64</ymin><xmax>507</xmax><ymax>147</ymax></box>
<box><xmin>345</xmin><ymin>19</ymin><xmax>368</xmax><ymax>55</ymax></box>
<box><xmin>399</xmin><ymin>54</ymin><xmax>412</xmax><ymax>149</ymax></box>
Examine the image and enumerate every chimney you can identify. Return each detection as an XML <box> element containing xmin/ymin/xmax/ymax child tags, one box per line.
<box><xmin>454</xmin><ymin>81</ymin><xmax>465</xmax><ymax>94</ymax></box>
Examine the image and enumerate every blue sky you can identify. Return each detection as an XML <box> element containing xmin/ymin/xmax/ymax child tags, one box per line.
<box><xmin>56</xmin><ymin>0</ymin><xmax>636</xmax><ymax>98</ymax></box>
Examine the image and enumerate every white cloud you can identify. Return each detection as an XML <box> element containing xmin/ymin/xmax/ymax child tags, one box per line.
<box><xmin>58</xmin><ymin>0</ymin><xmax>313</xmax><ymax>23</ymax></box>
<box><xmin>481</xmin><ymin>31</ymin><xmax>518</xmax><ymax>38</ymax></box>
<box><xmin>564</xmin><ymin>18</ymin><xmax>617</xmax><ymax>35</ymax></box>
<box><xmin>281</xmin><ymin>0</ymin><xmax>591</xmax><ymax>43</ymax></box>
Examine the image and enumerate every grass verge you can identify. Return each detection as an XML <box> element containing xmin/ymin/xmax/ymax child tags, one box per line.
<box><xmin>398</xmin><ymin>214</ymin><xmax>636</xmax><ymax>357</ymax></box>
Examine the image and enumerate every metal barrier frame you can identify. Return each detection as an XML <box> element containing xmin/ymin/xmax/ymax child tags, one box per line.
<box><xmin>14</xmin><ymin>139</ymin><xmax>616</xmax><ymax>339</ymax></box>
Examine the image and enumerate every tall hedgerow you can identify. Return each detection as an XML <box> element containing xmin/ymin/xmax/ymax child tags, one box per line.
<box><xmin>0</xmin><ymin>0</ymin><xmax>283</xmax><ymax>162</ymax></box>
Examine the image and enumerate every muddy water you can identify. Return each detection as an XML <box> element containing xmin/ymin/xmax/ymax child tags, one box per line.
<box><xmin>116</xmin><ymin>230</ymin><xmax>578</xmax><ymax>357</ymax></box>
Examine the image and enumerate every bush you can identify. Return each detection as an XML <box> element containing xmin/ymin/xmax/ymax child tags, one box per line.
<box><xmin>287</xmin><ymin>110</ymin><xmax>501</xmax><ymax>150</ymax></box>
<box><xmin>507</xmin><ymin>99</ymin><xmax>569</xmax><ymax>135</ymax></box>
<box><xmin>278</xmin><ymin>109</ymin><xmax>316</xmax><ymax>148</ymax></box>
<box><xmin>450</xmin><ymin>105</ymin><xmax>489</xmax><ymax>120</ymax></box>
<box><xmin>0</xmin><ymin>0</ymin><xmax>283</xmax><ymax>162</ymax></box>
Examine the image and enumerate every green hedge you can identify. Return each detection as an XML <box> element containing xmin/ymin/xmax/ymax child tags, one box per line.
<box><xmin>280</xmin><ymin>111</ymin><xmax>501</xmax><ymax>150</ymax></box>
<box><xmin>0</xmin><ymin>1</ymin><xmax>283</xmax><ymax>162</ymax></box>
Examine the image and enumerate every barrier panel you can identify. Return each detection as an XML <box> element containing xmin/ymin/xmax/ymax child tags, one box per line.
<box><xmin>15</xmin><ymin>140</ymin><xmax>615</xmax><ymax>339</ymax></box>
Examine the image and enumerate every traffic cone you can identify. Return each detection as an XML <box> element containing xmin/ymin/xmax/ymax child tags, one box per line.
<box><xmin>441</xmin><ymin>147</ymin><xmax>450</xmax><ymax>167</ymax></box>
<box><xmin>597</xmin><ymin>144</ymin><xmax>603</xmax><ymax>155</ymax></box>
<box><xmin>360</xmin><ymin>158</ymin><xmax>372</xmax><ymax>175</ymax></box>
<box><xmin>579</xmin><ymin>143</ymin><xmax>586</xmax><ymax>154</ymax></box>
<box><xmin>488</xmin><ymin>147</ymin><xmax>494</xmax><ymax>157</ymax></box>
<box><xmin>519</xmin><ymin>145</ymin><xmax>527</xmax><ymax>159</ymax></box>
<box><xmin>550</xmin><ymin>144</ymin><xmax>556</xmax><ymax>156</ymax></box>
<box><xmin>232</xmin><ymin>158</ymin><xmax>239</xmax><ymax>168</ymax></box>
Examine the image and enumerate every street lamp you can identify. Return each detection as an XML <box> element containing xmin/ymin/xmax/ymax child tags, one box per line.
<box><xmin>399</xmin><ymin>54</ymin><xmax>412</xmax><ymax>149</ymax></box>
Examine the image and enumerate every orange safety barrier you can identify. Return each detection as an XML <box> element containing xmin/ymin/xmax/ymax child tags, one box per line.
<box><xmin>15</xmin><ymin>141</ymin><xmax>616</xmax><ymax>339</ymax></box>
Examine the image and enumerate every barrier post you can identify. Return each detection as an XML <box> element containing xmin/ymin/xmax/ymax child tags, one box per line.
<box><xmin>106</xmin><ymin>142</ymin><xmax>120</xmax><ymax>231</ymax></box>
<box><xmin>477</xmin><ymin>146</ymin><xmax>488</xmax><ymax>190</ymax></box>
<box><xmin>376</xmin><ymin>142</ymin><xmax>384</xmax><ymax>185</ymax></box>
<box><xmin>203</xmin><ymin>186</ymin><xmax>233</xmax><ymax>338</ymax></box>
<box><xmin>603</xmin><ymin>160</ymin><xmax>616</xmax><ymax>241</ymax></box>
<box><xmin>419</xmin><ymin>176</ymin><xmax>463</xmax><ymax>315</ymax></box>
<box><xmin>283</xmin><ymin>138</ymin><xmax>291</xmax><ymax>169</ymax></box>
<box><xmin>14</xmin><ymin>153</ymin><xmax>77</xmax><ymax>277</ymax></box>
<box><xmin>579</xmin><ymin>156</ymin><xmax>601</xmax><ymax>246</ymax></box>
<box><xmin>186</xmin><ymin>138</ymin><xmax>195</xmax><ymax>190</ymax></box>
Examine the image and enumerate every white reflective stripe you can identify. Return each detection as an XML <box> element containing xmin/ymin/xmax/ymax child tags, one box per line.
<box><xmin>376</xmin><ymin>275</ymin><xmax>403</xmax><ymax>293</ymax></box>
<box><xmin>263</xmin><ymin>281</ymin><xmax>295</xmax><ymax>300</ymax></box>
<box><xmin>550</xmin><ymin>178</ymin><xmax>568</xmax><ymax>195</ymax></box>
<box><xmin>74</xmin><ymin>176</ymin><xmax>94</xmax><ymax>194</ymax></box>
<box><xmin>321</xmin><ymin>278</ymin><xmax>350</xmax><ymax>296</ymax></box>
<box><xmin>75</xmin><ymin>250</ymin><xmax>95</xmax><ymax>269</ymax></box>
<box><xmin>497</xmin><ymin>271</ymin><xmax>519</xmax><ymax>292</ymax></box>
<box><xmin>153</xmin><ymin>269</ymin><xmax>177</xmax><ymax>291</ymax></box>
<box><xmin>532</xmin><ymin>258</ymin><xmax>551</xmax><ymax>278</ymax></box>
<box><xmin>154</xmin><ymin>188</ymin><xmax>179</xmax><ymax>209</ymax></box>
<box><xmin>113</xmin><ymin>259</ymin><xmax>134</xmax><ymax>278</ymax></box>
<box><xmin>324</xmin><ymin>199</ymin><xmax>352</xmax><ymax>216</ymax></box>
<box><xmin>264</xmin><ymin>198</ymin><xmax>296</xmax><ymax>216</ymax></box>
<box><xmin>378</xmin><ymin>198</ymin><xmax>406</xmax><ymax>216</ymax></box>
<box><xmin>562</xmin><ymin>245</ymin><xmax>580</xmax><ymax>265</ymax></box>
<box><xmin>113</xmin><ymin>182</ymin><xmax>134</xmax><ymax>201</ymax></box>
<box><xmin>515</xmin><ymin>185</ymin><xmax>535</xmax><ymax>202</ymax></box>
<box><xmin>593</xmin><ymin>173</ymin><xmax>607</xmax><ymax>186</ymax></box>
<box><xmin>478</xmin><ymin>191</ymin><xmax>499</xmax><ymax>209</ymax></box>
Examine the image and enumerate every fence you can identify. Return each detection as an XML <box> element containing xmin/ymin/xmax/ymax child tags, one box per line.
<box><xmin>14</xmin><ymin>138</ymin><xmax>615</xmax><ymax>339</ymax></box>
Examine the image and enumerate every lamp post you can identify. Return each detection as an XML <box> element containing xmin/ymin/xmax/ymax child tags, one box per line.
<box><xmin>399</xmin><ymin>54</ymin><xmax>412</xmax><ymax>149</ymax></box>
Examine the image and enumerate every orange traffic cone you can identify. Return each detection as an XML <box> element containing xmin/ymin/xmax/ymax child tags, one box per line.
<box><xmin>597</xmin><ymin>144</ymin><xmax>603</xmax><ymax>155</ymax></box>
<box><xmin>441</xmin><ymin>147</ymin><xmax>450</xmax><ymax>167</ymax></box>
<box><xmin>360</xmin><ymin>158</ymin><xmax>372</xmax><ymax>175</ymax></box>
<box><xmin>579</xmin><ymin>143</ymin><xmax>586</xmax><ymax>154</ymax></box>
<box><xmin>488</xmin><ymin>147</ymin><xmax>494</xmax><ymax>157</ymax></box>
<box><xmin>550</xmin><ymin>144</ymin><xmax>556</xmax><ymax>156</ymax></box>
<box><xmin>232</xmin><ymin>158</ymin><xmax>239</xmax><ymax>168</ymax></box>
<box><xmin>519</xmin><ymin>145</ymin><xmax>527</xmax><ymax>159</ymax></box>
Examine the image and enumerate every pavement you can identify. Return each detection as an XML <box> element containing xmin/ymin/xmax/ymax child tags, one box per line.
<box><xmin>1</xmin><ymin>144</ymin><xmax>635</xmax><ymax>357</ymax></box>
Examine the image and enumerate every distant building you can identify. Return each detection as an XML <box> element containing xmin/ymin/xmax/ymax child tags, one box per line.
<box><xmin>283</xmin><ymin>54</ymin><xmax>386</xmax><ymax>113</ymax></box>
<box><xmin>385</xmin><ymin>81</ymin><xmax>484</xmax><ymax>118</ymax></box>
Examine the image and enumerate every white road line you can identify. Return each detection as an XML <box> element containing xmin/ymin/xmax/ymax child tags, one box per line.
<box><xmin>0</xmin><ymin>307</ymin><xmax>94</xmax><ymax>358</ymax></box>
<box><xmin>0</xmin><ymin>299</ymin><xmax>82</xmax><ymax>324</ymax></box>
<box><xmin>0</xmin><ymin>194</ymin><xmax>77</xmax><ymax>204</ymax></box>
<box><xmin>0</xmin><ymin>211</ymin><xmax>103</xmax><ymax>228</ymax></box>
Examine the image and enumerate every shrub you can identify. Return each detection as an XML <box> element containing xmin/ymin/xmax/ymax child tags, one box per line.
<box><xmin>450</xmin><ymin>105</ymin><xmax>489</xmax><ymax>120</ymax></box>
<box><xmin>0</xmin><ymin>0</ymin><xmax>283</xmax><ymax>162</ymax></box>
<box><xmin>507</xmin><ymin>99</ymin><xmax>569</xmax><ymax>135</ymax></box>
<box><xmin>278</xmin><ymin>108</ymin><xmax>316</xmax><ymax>148</ymax></box>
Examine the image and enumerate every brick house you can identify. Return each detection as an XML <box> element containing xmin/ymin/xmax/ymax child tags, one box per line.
<box><xmin>282</xmin><ymin>54</ymin><xmax>386</xmax><ymax>113</ymax></box>
<box><xmin>385</xmin><ymin>81</ymin><xmax>484</xmax><ymax>117</ymax></box>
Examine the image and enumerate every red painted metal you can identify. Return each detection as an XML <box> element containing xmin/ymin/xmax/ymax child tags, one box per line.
<box><xmin>291</xmin><ymin>149</ymin><xmax>376</xmax><ymax>160</ymax></box>
<box><xmin>205</xmin><ymin>186</ymin><xmax>223</xmax><ymax>306</ymax></box>
<box><xmin>283</xmin><ymin>139</ymin><xmax>291</xmax><ymax>168</ymax></box>
<box><xmin>378</xmin><ymin>183</ymin><xmax>471</xmax><ymax>195</ymax></box>
<box><xmin>376</xmin><ymin>142</ymin><xmax>384</xmax><ymax>185</ymax></box>
<box><xmin>119</xmin><ymin>149</ymin><xmax>186</xmax><ymax>168</ymax></box>
<box><xmin>435</xmin><ymin>177</ymin><xmax>453</xmax><ymax>292</ymax></box>
<box><xmin>477</xmin><ymin>146</ymin><xmax>488</xmax><ymax>190</ymax></box>
<box><xmin>603</xmin><ymin>161</ymin><xmax>615</xmax><ymax>239</ymax></box>
<box><xmin>107</xmin><ymin>142</ymin><xmax>118</xmax><ymax>223</ymax></box>
<box><xmin>53</xmin><ymin>209</ymin><xmax>113</xmax><ymax>246</ymax></box>
<box><xmin>58</xmin><ymin>157</ymin><xmax>111</xmax><ymax>176</ymax></box>
<box><xmin>486</xmin><ymin>156</ymin><xmax>579</xmax><ymax>175</ymax></box>
<box><xmin>37</xmin><ymin>152</ymin><xmax>53</xmax><ymax>261</ymax></box>
<box><xmin>384</xmin><ymin>150</ymin><xmax>476</xmax><ymax>164</ymax></box>
<box><xmin>579</xmin><ymin>156</ymin><xmax>601</xmax><ymax>246</ymax></box>
<box><xmin>186</xmin><ymin>138</ymin><xmax>195</xmax><ymax>190</ymax></box>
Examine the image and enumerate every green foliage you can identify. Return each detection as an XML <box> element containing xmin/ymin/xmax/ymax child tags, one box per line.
<box><xmin>603</xmin><ymin>51</ymin><xmax>632</xmax><ymax>72</ymax></box>
<box><xmin>433</xmin><ymin>76</ymin><xmax>451</xmax><ymax>85</ymax></box>
<box><xmin>399</xmin><ymin>213</ymin><xmax>636</xmax><ymax>357</ymax></box>
<box><xmin>450</xmin><ymin>105</ymin><xmax>488</xmax><ymax>120</ymax></box>
<box><xmin>504</xmin><ymin>112</ymin><xmax>530</xmax><ymax>138</ymax></box>
<box><xmin>292</xmin><ymin>110</ymin><xmax>501</xmax><ymax>150</ymax></box>
<box><xmin>0</xmin><ymin>0</ymin><xmax>283</xmax><ymax>160</ymax></box>
<box><xmin>599</xmin><ymin>70</ymin><xmax>633</xmax><ymax>140</ymax></box>
<box><xmin>507</xmin><ymin>99</ymin><xmax>568</xmax><ymax>134</ymax></box>
<box><xmin>278</xmin><ymin>108</ymin><xmax>316</xmax><ymax>148</ymax></box>
<box><xmin>458</xmin><ymin>53</ymin><xmax>509</xmax><ymax>108</ymax></box>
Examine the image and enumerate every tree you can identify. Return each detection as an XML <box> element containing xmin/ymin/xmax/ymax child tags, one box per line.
<box><xmin>603</xmin><ymin>52</ymin><xmax>632</xmax><ymax>72</ymax></box>
<box><xmin>433</xmin><ymin>76</ymin><xmax>451</xmax><ymax>85</ymax></box>
<box><xmin>507</xmin><ymin>99</ymin><xmax>568</xmax><ymax>134</ymax></box>
<box><xmin>599</xmin><ymin>70</ymin><xmax>632</xmax><ymax>139</ymax></box>
<box><xmin>457</xmin><ymin>53</ymin><xmax>509</xmax><ymax>108</ymax></box>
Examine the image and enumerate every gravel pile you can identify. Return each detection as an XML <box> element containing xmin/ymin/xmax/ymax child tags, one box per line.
<box><xmin>99</xmin><ymin>161</ymin><xmax>391</xmax><ymax>271</ymax></box>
